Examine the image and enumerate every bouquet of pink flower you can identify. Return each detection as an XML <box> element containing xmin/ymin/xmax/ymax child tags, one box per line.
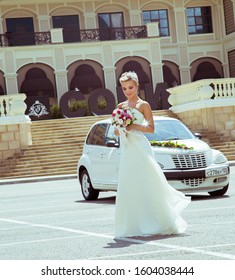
<box><xmin>111</xmin><ymin>107</ymin><xmax>136</xmax><ymax>129</ymax></box>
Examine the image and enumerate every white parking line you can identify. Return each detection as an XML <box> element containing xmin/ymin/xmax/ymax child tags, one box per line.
<box><xmin>0</xmin><ymin>207</ymin><xmax>114</xmax><ymax>220</ymax></box>
<box><xmin>0</xmin><ymin>235</ymin><xmax>88</xmax><ymax>247</ymax></box>
<box><xmin>0</xmin><ymin>217</ymin><xmax>235</xmax><ymax>260</ymax></box>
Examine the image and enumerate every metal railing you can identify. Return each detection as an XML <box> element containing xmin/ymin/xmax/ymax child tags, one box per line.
<box><xmin>0</xmin><ymin>25</ymin><xmax>147</xmax><ymax>47</ymax></box>
<box><xmin>0</xmin><ymin>32</ymin><xmax>51</xmax><ymax>47</ymax></box>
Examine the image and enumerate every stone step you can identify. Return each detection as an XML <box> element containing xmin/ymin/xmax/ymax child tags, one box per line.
<box><xmin>1</xmin><ymin>109</ymin><xmax>234</xmax><ymax>180</ymax></box>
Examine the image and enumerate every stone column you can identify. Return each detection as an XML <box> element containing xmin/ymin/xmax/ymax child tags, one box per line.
<box><xmin>174</xmin><ymin>6</ymin><xmax>188</xmax><ymax>43</ymax></box>
<box><xmin>173</xmin><ymin>5</ymin><xmax>192</xmax><ymax>84</ymax></box>
<box><xmin>84</xmin><ymin>12</ymin><xmax>96</xmax><ymax>28</ymax></box>
<box><xmin>4</xmin><ymin>74</ymin><xmax>18</xmax><ymax>94</ymax></box>
<box><xmin>53</xmin><ymin>46</ymin><xmax>68</xmax><ymax>102</ymax></box>
<box><xmin>54</xmin><ymin>70</ymin><xmax>68</xmax><ymax>102</ymax></box>
<box><xmin>149</xmin><ymin>39</ymin><xmax>163</xmax><ymax>87</ymax></box>
<box><xmin>3</xmin><ymin>50</ymin><xmax>18</xmax><ymax>94</ymax></box>
<box><xmin>38</xmin><ymin>15</ymin><xmax>50</xmax><ymax>32</ymax></box>
<box><xmin>0</xmin><ymin>15</ymin><xmax>3</xmax><ymax>33</ymax></box>
<box><xmin>178</xmin><ymin>44</ymin><xmax>191</xmax><ymax>83</ymax></box>
<box><xmin>214</xmin><ymin>4</ymin><xmax>223</xmax><ymax>39</ymax></box>
<box><xmin>103</xmin><ymin>67</ymin><xmax>117</xmax><ymax>102</ymax></box>
<box><xmin>222</xmin><ymin>62</ymin><xmax>230</xmax><ymax>78</ymax></box>
<box><xmin>179</xmin><ymin>66</ymin><xmax>192</xmax><ymax>84</ymax></box>
<box><xmin>101</xmin><ymin>44</ymin><xmax>117</xmax><ymax>101</ymax></box>
<box><xmin>150</xmin><ymin>63</ymin><xmax>164</xmax><ymax>89</ymax></box>
<box><xmin>129</xmin><ymin>10</ymin><xmax>142</xmax><ymax>26</ymax></box>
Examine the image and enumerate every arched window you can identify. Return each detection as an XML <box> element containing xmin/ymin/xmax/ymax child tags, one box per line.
<box><xmin>193</xmin><ymin>62</ymin><xmax>221</xmax><ymax>81</ymax></box>
<box><xmin>70</xmin><ymin>65</ymin><xmax>102</xmax><ymax>94</ymax></box>
<box><xmin>20</xmin><ymin>67</ymin><xmax>54</xmax><ymax>97</ymax></box>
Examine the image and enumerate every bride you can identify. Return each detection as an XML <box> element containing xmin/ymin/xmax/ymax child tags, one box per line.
<box><xmin>114</xmin><ymin>71</ymin><xmax>191</xmax><ymax>238</ymax></box>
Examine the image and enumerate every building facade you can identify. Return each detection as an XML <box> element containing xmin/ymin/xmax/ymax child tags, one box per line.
<box><xmin>0</xmin><ymin>0</ymin><xmax>235</xmax><ymax>114</ymax></box>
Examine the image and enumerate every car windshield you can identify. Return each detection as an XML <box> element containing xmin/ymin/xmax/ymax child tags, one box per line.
<box><xmin>145</xmin><ymin>119</ymin><xmax>195</xmax><ymax>141</ymax></box>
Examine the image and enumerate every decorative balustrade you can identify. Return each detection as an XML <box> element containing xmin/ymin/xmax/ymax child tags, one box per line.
<box><xmin>34</xmin><ymin>32</ymin><xmax>51</xmax><ymax>45</ymax></box>
<box><xmin>0</xmin><ymin>94</ymin><xmax>27</xmax><ymax>118</ymax></box>
<box><xmin>0</xmin><ymin>32</ymin><xmax>51</xmax><ymax>47</ymax></box>
<box><xmin>80</xmin><ymin>25</ymin><xmax>147</xmax><ymax>42</ymax></box>
<box><xmin>167</xmin><ymin>78</ymin><xmax>235</xmax><ymax>140</ymax></box>
<box><xmin>167</xmin><ymin>78</ymin><xmax>235</xmax><ymax>107</ymax></box>
<box><xmin>0</xmin><ymin>94</ymin><xmax>31</xmax><ymax>161</ymax></box>
<box><xmin>0</xmin><ymin>25</ymin><xmax>150</xmax><ymax>47</ymax></box>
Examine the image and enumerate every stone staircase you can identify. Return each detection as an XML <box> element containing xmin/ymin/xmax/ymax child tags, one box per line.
<box><xmin>0</xmin><ymin>110</ymin><xmax>234</xmax><ymax>181</ymax></box>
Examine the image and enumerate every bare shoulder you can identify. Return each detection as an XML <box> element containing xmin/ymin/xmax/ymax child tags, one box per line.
<box><xmin>138</xmin><ymin>100</ymin><xmax>152</xmax><ymax>113</ymax></box>
<box><xmin>117</xmin><ymin>101</ymin><xmax>127</xmax><ymax>109</ymax></box>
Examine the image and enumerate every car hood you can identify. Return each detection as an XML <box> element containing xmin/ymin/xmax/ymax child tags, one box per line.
<box><xmin>151</xmin><ymin>139</ymin><xmax>210</xmax><ymax>154</ymax></box>
<box><xmin>151</xmin><ymin>139</ymin><xmax>213</xmax><ymax>169</ymax></box>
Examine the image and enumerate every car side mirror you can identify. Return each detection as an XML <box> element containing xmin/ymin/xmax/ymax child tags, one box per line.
<box><xmin>106</xmin><ymin>140</ymin><xmax>119</xmax><ymax>148</ymax></box>
<box><xmin>194</xmin><ymin>132</ymin><xmax>202</xmax><ymax>139</ymax></box>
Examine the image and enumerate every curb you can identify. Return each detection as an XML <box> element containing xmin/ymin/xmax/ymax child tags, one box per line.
<box><xmin>0</xmin><ymin>174</ymin><xmax>77</xmax><ymax>186</ymax></box>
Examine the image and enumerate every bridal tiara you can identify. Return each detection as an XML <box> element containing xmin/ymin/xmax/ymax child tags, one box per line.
<box><xmin>119</xmin><ymin>71</ymin><xmax>139</xmax><ymax>85</ymax></box>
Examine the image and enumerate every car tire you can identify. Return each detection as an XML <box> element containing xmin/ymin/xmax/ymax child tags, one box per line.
<box><xmin>208</xmin><ymin>184</ymin><xmax>229</xmax><ymax>197</ymax></box>
<box><xmin>80</xmin><ymin>169</ymin><xmax>99</xmax><ymax>200</ymax></box>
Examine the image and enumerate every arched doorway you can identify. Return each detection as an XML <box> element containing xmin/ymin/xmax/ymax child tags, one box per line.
<box><xmin>70</xmin><ymin>64</ymin><xmax>103</xmax><ymax>93</ymax></box>
<box><xmin>20</xmin><ymin>67</ymin><xmax>55</xmax><ymax>97</ymax></box>
<box><xmin>191</xmin><ymin>58</ymin><xmax>224</xmax><ymax>81</ymax></box>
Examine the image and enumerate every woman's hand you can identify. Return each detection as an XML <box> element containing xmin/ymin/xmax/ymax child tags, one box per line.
<box><xmin>126</xmin><ymin>124</ymin><xmax>136</xmax><ymax>131</ymax></box>
<box><xmin>114</xmin><ymin>129</ymin><xmax>120</xmax><ymax>136</ymax></box>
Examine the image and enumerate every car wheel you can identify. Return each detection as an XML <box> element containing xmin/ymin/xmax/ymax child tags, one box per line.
<box><xmin>80</xmin><ymin>170</ymin><xmax>99</xmax><ymax>200</ymax></box>
<box><xmin>208</xmin><ymin>184</ymin><xmax>229</xmax><ymax>197</ymax></box>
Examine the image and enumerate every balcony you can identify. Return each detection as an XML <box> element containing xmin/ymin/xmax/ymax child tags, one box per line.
<box><xmin>0</xmin><ymin>25</ymin><xmax>148</xmax><ymax>47</ymax></box>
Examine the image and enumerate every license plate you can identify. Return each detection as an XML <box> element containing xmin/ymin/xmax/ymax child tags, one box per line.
<box><xmin>206</xmin><ymin>167</ymin><xmax>229</xmax><ymax>177</ymax></box>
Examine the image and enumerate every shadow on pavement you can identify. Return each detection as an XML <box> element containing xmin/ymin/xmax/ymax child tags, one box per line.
<box><xmin>75</xmin><ymin>196</ymin><xmax>116</xmax><ymax>204</ymax></box>
<box><xmin>104</xmin><ymin>233</ymin><xmax>188</xmax><ymax>249</ymax></box>
<box><xmin>190</xmin><ymin>194</ymin><xmax>229</xmax><ymax>201</ymax></box>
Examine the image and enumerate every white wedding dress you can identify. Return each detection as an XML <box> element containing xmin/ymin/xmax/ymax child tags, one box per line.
<box><xmin>114</xmin><ymin>108</ymin><xmax>190</xmax><ymax>238</ymax></box>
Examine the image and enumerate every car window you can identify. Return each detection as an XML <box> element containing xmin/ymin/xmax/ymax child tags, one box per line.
<box><xmin>106</xmin><ymin>124</ymin><xmax>119</xmax><ymax>144</ymax></box>
<box><xmin>86</xmin><ymin>125</ymin><xmax>97</xmax><ymax>145</ymax></box>
<box><xmin>86</xmin><ymin>123</ymin><xmax>108</xmax><ymax>146</ymax></box>
<box><xmin>145</xmin><ymin>120</ymin><xmax>195</xmax><ymax>141</ymax></box>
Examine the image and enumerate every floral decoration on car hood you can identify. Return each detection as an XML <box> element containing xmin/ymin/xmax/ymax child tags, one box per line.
<box><xmin>150</xmin><ymin>140</ymin><xmax>194</xmax><ymax>150</ymax></box>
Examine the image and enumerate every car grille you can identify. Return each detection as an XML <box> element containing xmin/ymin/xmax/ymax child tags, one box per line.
<box><xmin>182</xmin><ymin>178</ymin><xmax>205</xmax><ymax>187</ymax></box>
<box><xmin>172</xmin><ymin>152</ymin><xmax>207</xmax><ymax>169</ymax></box>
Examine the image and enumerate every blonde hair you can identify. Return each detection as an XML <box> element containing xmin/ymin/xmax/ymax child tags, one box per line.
<box><xmin>119</xmin><ymin>71</ymin><xmax>139</xmax><ymax>85</ymax></box>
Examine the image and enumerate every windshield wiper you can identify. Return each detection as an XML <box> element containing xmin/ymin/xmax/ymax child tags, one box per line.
<box><xmin>166</xmin><ymin>137</ymin><xmax>180</xmax><ymax>140</ymax></box>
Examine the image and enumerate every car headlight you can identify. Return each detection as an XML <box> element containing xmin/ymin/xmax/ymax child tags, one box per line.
<box><xmin>213</xmin><ymin>153</ymin><xmax>228</xmax><ymax>164</ymax></box>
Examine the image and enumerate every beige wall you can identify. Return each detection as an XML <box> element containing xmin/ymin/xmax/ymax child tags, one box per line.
<box><xmin>0</xmin><ymin>122</ymin><xmax>32</xmax><ymax>161</ymax></box>
<box><xmin>177</xmin><ymin>106</ymin><xmax>235</xmax><ymax>140</ymax></box>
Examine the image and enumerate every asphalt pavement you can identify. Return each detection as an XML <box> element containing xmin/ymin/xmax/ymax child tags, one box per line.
<box><xmin>0</xmin><ymin>166</ymin><xmax>235</xmax><ymax>261</ymax></box>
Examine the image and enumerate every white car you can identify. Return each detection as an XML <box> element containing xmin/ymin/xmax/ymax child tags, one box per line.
<box><xmin>77</xmin><ymin>116</ymin><xmax>230</xmax><ymax>200</ymax></box>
